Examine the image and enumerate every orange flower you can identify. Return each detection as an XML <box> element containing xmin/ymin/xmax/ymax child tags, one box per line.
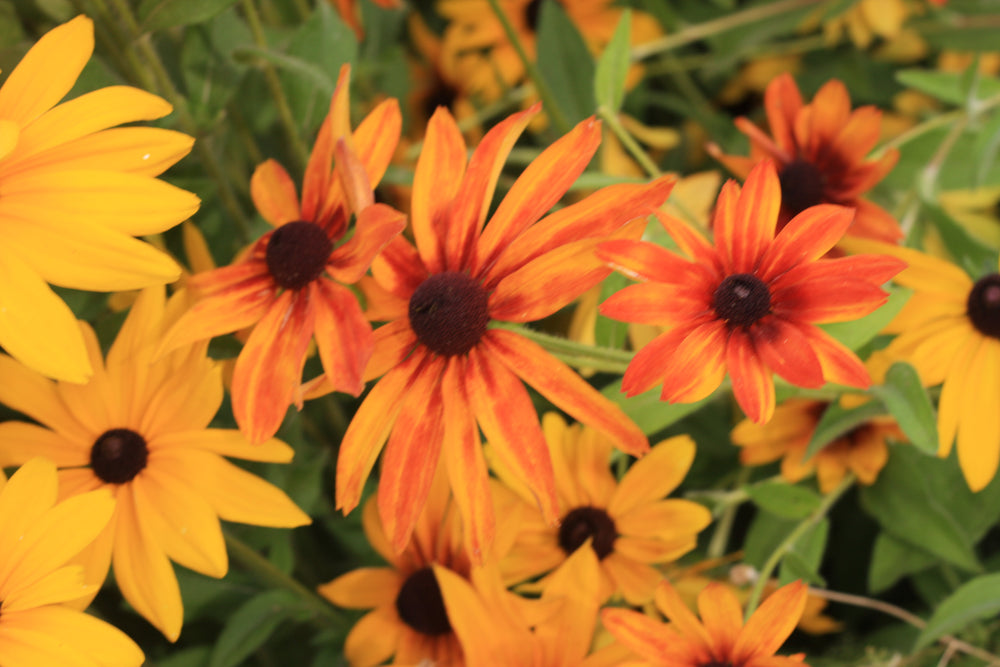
<box><xmin>312</xmin><ymin>104</ymin><xmax>675</xmax><ymax>559</ymax></box>
<box><xmin>330</xmin><ymin>0</ymin><xmax>401</xmax><ymax>38</ymax></box>
<box><xmin>159</xmin><ymin>66</ymin><xmax>405</xmax><ymax>444</ymax></box>
<box><xmin>709</xmin><ymin>73</ymin><xmax>901</xmax><ymax>243</ymax></box>
<box><xmin>599</xmin><ymin>160</ymin><xmax>905</xmax><ymax>424</ymax></box>
<box><xmin>602</xmin><ymin>579</ymin><xmax>810</xmax><ymax>667</ymax></box>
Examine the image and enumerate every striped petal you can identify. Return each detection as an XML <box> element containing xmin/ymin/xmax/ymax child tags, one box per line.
<box><xmin>411</xmin><ymin>107</ymin><xmax>466</xmax><ymax>273</ymax></box>
<box><xmin>727</xmin><ymin>327</ymin><xmax>775</xmax><ymax>423</ymax></box>
<box><xmin>759</xmin><ymin>204</ymin><xmax>854</xmax><ymax>280</ymax></box>
<box><xmin>312</xmin><ymin>279</ymin><xmax>372</xmax><ymax>396</ymax></box>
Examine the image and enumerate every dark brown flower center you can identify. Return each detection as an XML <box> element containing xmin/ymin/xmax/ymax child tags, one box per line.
<box><xmin>967</xmin><ymin>273</ymin><xmax>1000</xmax><ymax>339</ymax></box>
<box><xmin>265</xmin><ymin>221</ymin><xmax>333</xmax><ymax>290</ymax></box>
<box><xmin>90</xmin><ymin>428</ymin><xmax>148</xmax><ymax>484</ymax></box>
<box><xmin>558</xmin><ymin>506</ymin><xmax>617</xmax><ymax>560</ymax></box>
<box><xmin>408</xmin><ymin>271</ymin><xmax>490</xmax><ymax>357</ymax></box>
<box><xmin>524</xmin><ymin>0</ymin><xmax>545</xmax><ymax>30</ymax></box>
<box><xmin>700</xmin><ymin>662</ymin><xmax>734</xmax><ymax>667</ymax></box>
<box><xmin>779</xmin><ymin>159</ymin><xmax>826</xmax><ymax>217</ymax></box>
<box><xmin>395</xmin><ymin>567</ymin><xmax>452</xmax><ymax>636</ymax></box>
<box><xmin>713</xmin><ymin>273</ymin><xmax>771</xmax><ymax>327</ymax></box>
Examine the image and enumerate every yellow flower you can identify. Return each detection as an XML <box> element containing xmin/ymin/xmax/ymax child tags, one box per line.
<box><xmin>0</xmin><ymin>458</ymin><xmax>144</xmax><ymax>666</ymax></box>
<box><xmin>0</xmin><ymin>287</ymin><xmax>311</xmax><ymax>641</ymax></box>
<box><xmin>0</xmin><ymin>16</ymin><xmax>199</xmax><ymax>383</ymax></box>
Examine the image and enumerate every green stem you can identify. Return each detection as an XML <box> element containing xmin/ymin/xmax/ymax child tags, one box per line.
<box><xmin>224</xmin><ymin>531</ymin><xmax>346</xmax><ymax>629</ymax></box>
<box><xmin>484</xmin><ymin>0</ymin><xmax>572</xmax><ymax>135</ymax></box>
<box><xmin>597</xmin><ymin>105</ymin><xmax>662</xmax><ymax>178</ymax></box>
<box><xmin>706</xmin><ymin>468</ymin><xmax>753</xmax><ymax>559</ymax></box>
<box><xmin>744</xmin><ymin>472</ymin><xmax>855</xmax><ymax>617</ymax></box>
<box><xmin>493</xmin><ymin>323</ymin><xmax>634</xmax><ymax>372</ymax></box>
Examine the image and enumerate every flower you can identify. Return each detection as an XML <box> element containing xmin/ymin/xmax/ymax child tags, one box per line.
<box><xmin>0</xmin><ymin>458</ymin><xmax>144</xmax><ymax>667</ymax></box>
<box><xmin>708</xmin><ymin>73</ymin><xmax>901</xmax><ymax>243</ymax></box>
<box><xmin>312</xmin><ymin>104</ymin><xmax>675</xmax><ymax>559</ymax></box>
<box><xmin>0</xmin><ymin>15</ymin><xmax>199</xmax><ymax>383</ymax></box>
<box><xmin>602</xmin><ymin>578</ymin><xmax>810</xmax><ymax>667</ymax></box>
<box><xmin>599</xmin><ymin>160</ymin><xmax>905</xmax><ymax>424</ymax></box>
<box><xmin>158</xmin><ymin>65</ymin><xmax>406</xmax><ymax>444</ymax></box>
<box><xmin>330</xmin><ymin>0</ymin><xmax>401</xmax><ymax>38</ymax></box>
<box><xmin>841</xmin><ymin>238</ymin><xmax>1000</xmax><ymax>491</ymax></box>
<box><xmin>731</xmin><ymin>398</ymin><xmax>904</xmax><ymax>493</ymax></box>
<box><xmin>493</xmin><ymin>413</ymin><xmax>711</xmax><ymax>604</ymax></box>
<box><xmin>0</xmin><ymin>287</ymin><xmax>311</xmax><ymax>640</ymax></box>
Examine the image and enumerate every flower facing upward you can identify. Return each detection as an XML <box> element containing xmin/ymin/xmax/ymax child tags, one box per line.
<box><xmin>158</xmin><ymin>65</ymin><xmax>405</xmax><ymax>444</ymax></box>
<box><xmin>599</xmin><ymin>160</ymin><xmax>906</xmax><ymax>424</ymax></box>
<box><xmin>0</xmin><ymin>288</ymin><xmax>311</xmax><ymax>641</ymax></box>
<box><xmin>602</xmin><ymin>579</ymin><xmax>809</xmax><ymax>667</ymax></box>
<box><xmin>0</xmin><ymin>458</ymin><xmax>144</xmax><ymax>667</ymax></box>
<box><xmin>708</xmin><ymin>73</ymin><xmax>901</xmax><ymax>243</ymax></box>
<box><xmin>494</xmin><ymin>413</ymin><xmax>711</xmax><ymax>605</ymax></box>
<box><xmin>311</xmin><ymin>104</ymin><xmax>675</xmax><ymax>559</ymax></box>
<box><xmin>0</xmin><ymin>15</ymin><xmax>199</xmax><ymax>383</ymax></box>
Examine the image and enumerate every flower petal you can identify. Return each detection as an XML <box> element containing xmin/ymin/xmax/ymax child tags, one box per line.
<box><xmin>11</xmin><ymin>127</ymin><xmax>193</xmax><ymax>177</ymax></box>
<box><xmin>250</xmin><ymin>159</ymin><xmax>301</xmax><ymax>226</ymax></box>
<box><xmin>312</xmin><ymin>279</ymin><xmax>372</xmax><ymax>396</ymax></box>
<box><xmin>732</xmin><ymin>580</ymin><xmax>807</xmax><ymax>663</ymax></box>
<box><xmin>759</xmin><ymin>204</ymin><xmax>855</xmax><ymax>280</ymax></box>
<box><xmin>0</xmin><ymin>354</ymin><xmax>82</xmax><ymax>437</ymax></box>
<box><xmin>698</xmin><ymin>581</ymin><xmax>745</xmax><ymax>661</ymax></box>
<box><xmin>956</xmin><ymin>339</ymin><xmax>1000</xmax><ymax>491</ymax></box>
<box><xmin>318</xmin><ymin>567</ymin><xmax>403</xmax><ymax>609</ymax></box>
<box><xmin>657</xmin><ymin>319</ymin><xmax>729</xmax><ymax>404</ymax></box>
<box><xmin>753</xmin><ymin>316</ymin><xmax>824</xmax><ymax>388</ymax></box>
<box><xmin>327</xmin><ymin>203</ymin><xmax>406</xmax><ymax>284</ymax></box>
<box><xmin>2</xmin><ymin>605</ymin><xmax>144</xmax><ymax>667</ymax></box>
<box><xmin>722</xmin><ymin>162</ymin><xmax>779</xmax><ymax>274</ymax></box>
<box><xmin>0</xmin><ymin>421</ymin><xmax>87</xmax><ymax>468</ymax></box>
<box><xmin>609</xmin><ymin>434</ymin><xmax>696</xmax><ymax>517</ymax></box>
<box><xmin>727</xmin><ymin>328</ymin><xmax>776</xmax><ymax>423</ymax></box>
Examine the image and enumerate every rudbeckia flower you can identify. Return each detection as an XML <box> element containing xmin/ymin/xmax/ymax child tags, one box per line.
<box><xmin>0</xmin><ymin>287</ymin><xmax>311</xmax><ymax>641</ymax></box>
<box><xmin>0</xmin><ymin>15</ymin><xmax>199</xmax><ymax>383</ymax></box>
<box><xmin>493</xmin><ymin>413</ymin><xmax>711</xmax><ymax>604</ymax></box>
<box><xmin>312</xmin><ymin>103</ymin><xmax>675</xmax><ymax>559</ymax></box>
<box><xmin>731</xmin><ymin>398</ymin><xmax>905</xmax><ymax>493</ymax></box>
<box><xmin>159</xmin><ymin>65</ymin><xmax>405</xmax><ymax>444</ymax></box>
<box><xmin>841</xmin><ymin>238</ymin><xmax>1000</xmax><ymax>491</ymax></box>
<box><xmin>602</xmin><ymin>579</ymin><xmax>809</xmax><ymax>667</ymax></box>
<box><xmin>599</xmin><ymin>160</ymin><xmax>905</xmax><ymax>424</ymax></box>
<box><xmin>708</xmin><ymin>73</ymin><xmax>901</xmax><ymax>242</ymax></box>
<box><xmin>0</xmin><ymin>458</ymin><xmax>144</xmax><ymax>666</ymax></box>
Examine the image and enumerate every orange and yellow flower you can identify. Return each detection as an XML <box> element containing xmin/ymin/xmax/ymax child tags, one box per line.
<box><xmin>158</xmin><ymin>66</ymin><xmax>405</xmax><ymax>444</ymax></box>
<box><xmin>599</xmin><ymin>160</ymin><xmax>905</xmax><ymax>424</ymax></box>
<box><xmin>709</xmin><ymin>73</ymin><xmax>901</xmax><ymax>243</ymax></box>
<box><xmin>602</xmin><ymin>579</ymin><xmax>810</xmax><ymax>667</ymax></box>
<box><xmin>313</xmin><ymin>104</ymin><xmax>675</xmax><ymax>559</ymax></box>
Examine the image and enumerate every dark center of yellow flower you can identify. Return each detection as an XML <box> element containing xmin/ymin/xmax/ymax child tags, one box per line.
<box><xmin>558</xmin><ymin>506</ymin><xmax>617</xmax><ymax>560</ymax></box>
<box><xmin>90</xmin><ymin>428</ymin><xmax>149</xmax><ymax>484</ymax></box>
<box><xmin>408</xmin><ymin>271</ymin><xmax>490</xmax><ymax>357</ymax></box>
<box><xmin>779</xmin><ymin>159</ymin><xmax>826</xmax><ymax>217</ymax></box>
<box><xmin>265</xmin><ymin>220</ymin><xmax>333</xmax><ymax>290</ymax></box>
<box><xmin>395</xmin><ymin>566</ymin><xmax>452</xmax><ymax>636</ymax></box>
<box><xmin>713</xmin><ymin>273</ymin><xmax>771</xmax><ymax>327</ymax></box>
<box><xmin>967</xmin><ymin>273</ymin><xmax>1000</xmax><ymax>338</ymax></box>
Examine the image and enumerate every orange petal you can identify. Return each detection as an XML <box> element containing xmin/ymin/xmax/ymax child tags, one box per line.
<box><xmin>597</xmin><ymin>238</ymin><xmax>706</xmax><ymax>285</ymax></box>
<box><xmin>312</xmin><ymin>280</ymin><xmax>372</xmax><ymax>396</ymax></box>
<box><xmin>658</xmin><ymin>319</ymin><xmax>729</xmax><ymax>404</ymax></box>
<box><xmin>370</xmin><ymin>236</ymin><xmax>429</xmax><ymax>302</ymax></box>
<box><xmin>753</xmin><ymin>316</ymin><xmax>824</xmax><ymax>388</ymax></box>
<box><xmin>610</xmin><ymin>434</ymin><xmax>696</xmax><ymax>517</ymax></box>
<box><xmin>698</xmin><ymin>582</ymin><xmax>745</xmax><ymax>661</ymax></box>
<box><xmin>759</xmin><ymin>204</ymin><xmax>855</xmax><ymax>280</ymax></box>
<box><xmin>300</xmin><ymin>85</ymin><xmax>340</xmax><ymax>223</ymax></box>
<box><xmin>806</xmin><ymin>79</ymin><xmax>851</xmax><ymax>157</ymax></box>
<box><xmin>655</xmin><ymin>579</ymin><xmax>715</xmax><ymax>652</ymax></box>
<box><xmin>732</xmin><ymin>580</ymin><xmax>807</xmax><ymax>663</ymax></box>
<box><xmin>601</xmin><ymin>607</ymin><xmax>692</xmax><ymax>664</ymax></box>
<box><xmin>364</xmin><ymin>318</ymin><xmax>418</xmax><ymax>382</ymax></box>
<box><xmin>726</xmin><ymin>328</ymin><xmax>775</xmax><ymax>423</ymax></box>
<box><xmin>763</xmin><ymin>73</ymin><xmax>804</xmax><ymax>155</ymax></box>
<box><xmin>793</xmin><ymin>322</ymin><xmax>870</xmax><ymax>388</ymax></box>
<box><xmin>327</xmin><ymin>203</ymin><xmax>406</xmax><ymax>284</ymax></box>
<box><xmin>350</xmin><ymin>97</ymin><xmax>402</xmax><ymax>190</ymax></box>
<box><xmin>250</xmin><ymin>159</ymin><xmax>301</xmax><ymax>226</ymax></box>
<box><xmin>653</xmin><ymin>208</ymin><xmax>721</xmax><ymax>270</ymax></box>
<box><xmin>621</xmin><ymin>326</ymin><xmax>695</xmax><ymax>397</ymax></box>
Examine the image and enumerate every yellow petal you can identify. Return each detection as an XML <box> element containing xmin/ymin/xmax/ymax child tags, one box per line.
<box><xmin>4</xmin><ymin>605</ymin><xmax>144</xmax><ymax>666</ymax></box>
<box><xmin>0</xmin><ymin>354</ymin><xmax>83</xmax><ymax>437</ymax></box>
<box><xmin>609</xmin><ymin>435</ymin><xmax>696</xmax><ymax>517</ymax></box>
<box><xmin>153</xmin><ymin>428</ymin><xmax>294</xmax><ymax>462</ymax></box>
<box><xmin>317</xmin><ymin>567</ymin><xmax>403</xmax><ymax>609</ymax></box>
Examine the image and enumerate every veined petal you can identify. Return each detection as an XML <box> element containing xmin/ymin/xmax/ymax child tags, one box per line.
<box><xmin>725</xmin><ymin>162</ymin><xmax>780</xmax><ymax>274</ymax></box>
<box><xmin>772</xmin><ymin>276</ymin><xmax>891</xmax><ymax>323</ymax></box>
<box><xmin>0</xmin><ymin>421</ymin><xmax>87</xmax><ymax>468</ymax></box>
<box><xmin>759</xmin><ymin>204</ymin><xmax>854</xmax><ymax>280</ymax></box>
<box><xmin>621</xmin><ymin>326</ymin><xmax>693</xmax><ymax>397</ymax></box>
<box><xmin>597</xmin><ymin>238</ymin><xmax>703</xmax><ymax>284</ymax></box>
<box><xmin>348</xmin><ymin>96</ymin><xmax>402</xmax><ymax>191</ymax></box>
<box><xmin>727</xmin><ymin>328</ymin><xmax>775</xmax><ymax>424</ymax></box>
<box><xmin>658</xmin><ymin>319</ymin><xmax>729</xmax><ymax>404</ymax></box>
<box><xmin>602</xmin><ymin>607</ymin><xmax>691</xmax><ymax>664</ymax></box>
<box><xmin>763</xmin><ymin>73</ymin><xmax>804</xmax><ymax>155</ymax></box>
<box><xmin>411</xmin><ymin>107</ymin><xmax>466</xmax><ymax>273</ymax></box>
<box><xmin>732</xmin><ymin>580</ymin><xmax>807</xmax><ymax>663</ymax></box>
<box><xmin>312</xmin><ymin>279</ymin><xmax>372</xmax><ymax>396</ymax></box>
<box><xmin>609</xmin><ymin>435</ymin><xmax>696</xmax><ymax>517</ymax></box>
<box><xmin>753</xmin><ymin>316</ymin><xmax>824</xmax><ymax>388</ymax></box>
<box><xmin>655</xmin><ymin>580</ymin><xmax>715</xmax><ymax>651</ymax></box>
<box><xmin>698</xmin><ymin>582</ymin><xmax>745</xmax><ymax>661</ymax></box>
<box><xmin>600</xmin><ymin>282</ymin><xmax>712</xmax><ymax>327</ymax></box>
<box><xmin>840</xmin><ymin>237</ymin><xmax>971</xmax><ymax>294</ymax></box>
<box><xmin>792</xmin><ymin>322</ymin><xmax>871</xmax><ymax>388</ymax></box>
<box><xmin>250</xmin><ymin>159</ymin><xmax>301</xmax><ymax>226</ymax></box>
<box><xmin>327</xmin><ymin>203</ymin><xmax>406</xmax><ymax>284</ymax></box>
<box><xmin>654</xmin><ymin>209</ymin><xmax>721</xmax><ymax>269</ymax></box>
<box><xmin>370</xmin><ymin>236</ymin><xmax>428</xmax><ymax>302</ymax></box>
<box><xmin>11</xmin><ymin>127</ymin><xmax>193</xmax><ymax>177</ymax></box>
<box><xmin>485</xmin><ymin>330</ymin><xmax>648</xmax><ymax>456</ymax></box>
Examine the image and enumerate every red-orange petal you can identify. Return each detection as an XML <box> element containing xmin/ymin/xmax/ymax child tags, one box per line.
<box><xmin>598</xmin><ymin>238</ymin><xmax>709</xmax><ymax>285</ymax></box>
<box><xmin>763</xmin><ymin>73</ymin><xmax>804</xmax><ymax>155</ymax></box>
<box><xmin>771</xmin><ymin>275</ymin><xmax>891</xmax><ymax>324</ymax></box>
<box><xmin>364</xmin><ymin>318</ymin><xmax>418</xmax><ymax>382</ymax></box>
<box><xmin>725</xmin><ymin>161</ymin><xmax>779</xmax><ymax>274</ymax></box>
<box><xmin>658</xmin><ymin>319</ymin><xmax>728</xmax><ymax>404</ymax></box>
<box><xmin>300</xmin><ymin>73</ymin><xmax>345</xmax><ymax>223</ymax></box>
<box><xmin>653</xmin><ymin>209</ymin><xmax>722</xmax><ymax>271</ymax></box>
<box><xmin>792</xmin><ymin>321</ymin><xmax>871</xmax><ymax>388</ymax></box>
<box><xmin>327</xmin><ymin>203</ymin><xmax>406</xmax><ymax>284</ymax></box>
<box><xmin>753</xmin><ymin>316</ymin><xmax>824</xmax><ymax>388</ymax></box>
<box><xmin>312</xmin><ymin>279</ymin><xmax>372</xmax><ymax>396</ymax></box>
<box><xmin>621</xmin><ymin>325</ymin><xmax>698</xmax><ymax>397</ymax></box>
<box><xmin>600</xmin><ymin>281</ymin><xmax>711</xmax><ymax>327</ymax></box>
<box><xmin>250</xmin><ymin>159</ymin><xmax>301</xmax><ymax>226</ymax></box>
<box><xmin>726</xmin><ymin>327</ymin><xmax>775</xmax><ymax>423</ymax></box>
<box><xmin>601</xmin><ymin>608</ymin><xmax>689</xmax><ymax>664</ymax></box>
<box><xmin>371</xmin><ymin>236</ymin><xmax>429</xmax><ymax>302</ymax></box>
<box><xmin>759</xmin><ymin>204</ymin><xmax>854</xmax><ymax>280</ymax></box>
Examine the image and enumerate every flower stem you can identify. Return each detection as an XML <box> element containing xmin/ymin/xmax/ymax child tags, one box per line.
<box><xmin>494</xmin><ymin>324</ymin><xmax>634</xmax><ymax>373</ymax></box>
<box><xmin>597</xmin><ymin>105</ymin><xmax>662</xmax><ymax>178</ymax></box>
<box><xmin>744</xmin><ymin>472</ymin><xmax>855</xmax><ymax>618</ymax></box>
<box><xmin>484</xmin><ymin>0</ymin><xmax>572</xmax><ymax>135</ymax></box>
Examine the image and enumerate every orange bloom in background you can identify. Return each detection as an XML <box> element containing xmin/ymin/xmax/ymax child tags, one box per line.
<box><xmin>493</xmin><ymin>413</ymin><xmax>711</xmax><ymax>605</ymax></box>
<box><xmin>732</xmin><ymin>398</ymin><xmax>905</xmax><ymax>493</ymax></box>
<box><xmin>331</xmin><ymin>0</ymin><xmax>401</xmax><ymax>38</ymax></box>
<box><xmin>313</xmin><ymin>104</ymin><xmax>675</xmax><ymax>560</ymax></box>
<box><xmin>159</xmin><ymin>66</ymin><xmax>405</xmax><ymax>444</ymax></box>
<box><xmin>602</xmin><ymin>579</ymin><xmax>810</xmax><ymax>667</ymax></box>
<box><xmin>599</xmin><ymin>160</ymin><xmax>905</xmax><ymax>424</ymax></box>
<box><xmin>709</xmin><ymin>73</ymin><xmax>901</xmax><ymax>242</ymax></box>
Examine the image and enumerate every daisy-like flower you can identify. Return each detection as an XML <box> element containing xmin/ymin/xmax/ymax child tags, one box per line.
<box><xmin>731</xmin><ymin>398</ymin><xmax>905</xmax><ymax>493</ymax></box>
<box><xmin>599</xmin><ymin>160</ymin><xmax>905</xmax><ymax>424</ymax></box>
<box><xmin>493</xmin><ymin>413</ymin><xmax>711</xmax><ymax>604</ymax></box>
<box><xmin>0</xmin><ymin>458</ymin><xmax>144</xmax><ymax>666</ymax></box>
<box><xmin>602</xmin><ymin>579</ymin><xmax>809</xmax><ymax>667</ymax></box>
<box><xmin>158</xmin><ymin>65</ymin><xmax>405</xmax><ymax>444</ymax></box>
<box><xmin>841</xmin><ymin>238</ymin><xmax>1000</xmax><ymax>491</ymax></box>
<box><xmin>0</xmin><ymin>15</ymin><xmax>199</xmax><ymax>383</ymax></box>
<box><xmin>0</xmin><ymin>287</ymin><xmax>311</xmax><ymax>641</ymax></box>
<box><xmin>708</xmin><ymin>73</ymin><xmax>901</xmax><ymax>242</ymax></box>
<box><xmin>312</xmin><ymin>103</ymin><xmax>675</xmax><ymax>559</ymax></box>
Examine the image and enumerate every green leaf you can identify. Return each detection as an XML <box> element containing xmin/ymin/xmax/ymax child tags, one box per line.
<box><xmin>593</xmin><ymin>10</ymin><xmax>631</xmax><ymax>113</ymax></box>
<box><xmin>139</xmin><ymin>0</ymin><xmax>241</xmax><ymax>31</ymax></box>
<box><xmin>819</xmin><ymin>286</ymin><xmax>909</xmax><ymax>352</ymax></box>
<box><xmin>779</xmin><ymin>518</ymin><xmax>829</xmax><ymax>587</ymax></box>
<box><xmin>743</xmin><ymin>512</ymin><xmax>797</xmax><ymax>570</ymax></box>
<box><xmin>896</xmin><ymin>69</ymin><xmax>1000</xmax><ymax>107</ymax></box>
<box><xmin>593</xmin><ymin>272</ymin><xmax>629</xmax><ymax>350</ymax></box>
<box><xmin>915</xmin><ymin>573</ymin><xmax>1000</xmax><ymax>649</ymax></box>
<box><xmin>209</xmin><ymin>590</ymin><xmax>308</xmax><ymax>667</ymax></box>
<box><xmin>537</xmin><ymin>0</ymin><xmax>596</xmax><ymax>126</ymax></box>
<box><xmin>923</xmin><ymin>203</ymin><xmax>999</xmax><ymax>279</ymax></box>
<box><xmin>868</xmin><ymin>532</ymin><xmax>937</xmax><ymax>593</ymax></box>
<box><xmin>601</xmin><ymin>380</ymin><xmax>711</xmax><ymax>436</ymax></box>
<box><xmin>870</xmin><ymin>362</ymin><xmax>938</xmax><ymax>455</ymax></box>
<box><xmin>803</xmin><ymin>400</ymin><xmax>886</xmax><ymax>461</ymax></box>
<box><xmin>744</xmin><ymin>481</ymin><xmax>822</xmax><ymax>520</ymax></box>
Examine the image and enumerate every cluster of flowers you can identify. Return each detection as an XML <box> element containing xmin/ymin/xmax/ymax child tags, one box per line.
<box><xmin>0</xmin><ymin>3</ymin><xmax>995</xmax><ymax>665</ymax></box>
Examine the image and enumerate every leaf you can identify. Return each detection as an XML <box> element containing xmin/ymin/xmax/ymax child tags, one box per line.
<box><xmin>744</xmin><ymin>481</ymin><xmax>822</xmax><ymax>520</ymax></box>
<box><xmin>139</xmin><ymin>0</ymin><xmax>240</xmax><ymax>31</ymax></box>
<box><xmin>743</xmin><ymin>512</ymin><xmax>797</xmax><ymax>570</ymax></box>
<box><xmin>896</xmin><ymin>69</ymin><xmax>1000</xmax><ymax>107</ymax></box>
<box><xmin>593</xmin><ymin>272</ymin><xmax>629</xmax><ymax>350</ymax></box>
<box><xmin>209</xmin><ymin>590</ymin><xmax>309</xmax><ymax>667</ymax></box>
<box><xmin>601</xmin><ymin>380</ymin><xmax>711</xmax><ymax>436</ymax></box>
<box><xmin>779</xmin><ymin>518</ymin><xmax>829</xmax><ymax>587</ymax></box>
<box><xmin>593</xmin><ymin>10</ymin><xmax>631</xmax><ymax>113</ymax></box>
<box><xmin>923</xmin><ymin>203</ymin><xmax>999</xmax><ymax>279</ymax></box>
<box><xmin>803</xmin><ymin>400</ymin><xmax>885</xmax><ymax>461</ymax></box>
<box><xmin>915</xmin><ymin>573</ymin><xmax>1000</xmax><ymax>649</ymax></box>
<box><xmin>868</xmin><ymin>532</ymin><xmax>937</xmax><ymax>593</ymax></box>
<box><xmin>537</xmin><ymin>0</ymin><xmax>596</xmax><ymax>126</ymax></box>
<box><xmin>819</xmin><ymin>286</ymin><xmax>909</xmax><ymax>352</ymax></box>
<box><xmin>870</xmin><ymin>362</ymin><xmax>938</xmax><ymax>455</ymax></box>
